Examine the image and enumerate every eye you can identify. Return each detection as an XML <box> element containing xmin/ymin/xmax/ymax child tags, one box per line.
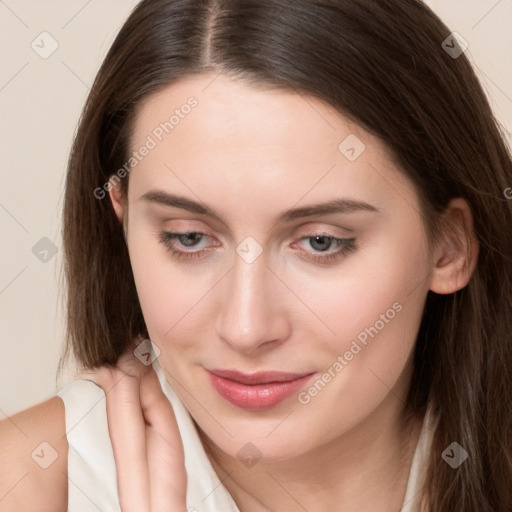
<box><xmin>158</xmin><ymin>230</ymin><xmax>357</xmax><ymax>264</ymax></box>
<box><xmin>293</xmin><ymin>233</ymin><xmax>357</xmax><ymax>264</ymax></box>
<box><xmin>158</xmin><ymin>231</ymin><xmax>214</xmax><ymax>261</ymax></box>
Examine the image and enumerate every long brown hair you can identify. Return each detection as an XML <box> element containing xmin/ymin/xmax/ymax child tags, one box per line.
<box><xmin>61</xmin><ymin>1</ymin><xmax>512</xmax><ymax>509</ymax></box>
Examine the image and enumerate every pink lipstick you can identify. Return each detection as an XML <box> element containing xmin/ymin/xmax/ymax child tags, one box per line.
<box><xmin>207</xmin><ymin>369</ymin><xmax>315</xmax><ymax>410</ymax></box>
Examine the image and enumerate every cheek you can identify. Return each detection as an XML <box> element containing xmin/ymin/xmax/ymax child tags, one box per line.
<box><xmin>287</xmin><ymin>235</ymin><xmax>429</xmax><ymax>442</ymax></box>
<box><xmin>126</xmin><ymin>229</ymin><xmax>192</xmax><ymax>340</ymax></box>
<box><xmin>126</xmin><ymin>226</ymin><xmax>226</xmax><ymax>360</ymax></box>
<box><xmin>324</xmin><ymin>226</ymin><xmax>430</xmax><ymax>391</ymax></box>
<box><xmin>295</xmin><ymin>222</ymin><xmax>431</xmax><ymax>355</ymax></box>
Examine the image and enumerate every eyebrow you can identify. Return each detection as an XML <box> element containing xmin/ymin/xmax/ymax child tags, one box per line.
<box><xmin>139</xmin><ymin>190</ymin><xmax>380</xmax><ymax>224</ymax></box>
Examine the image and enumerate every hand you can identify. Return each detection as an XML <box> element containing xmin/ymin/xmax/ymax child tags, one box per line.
<box><xmin>81</xmin><ymin>350</ymin><xmax>187</xmax><ymax>512</ymax></box>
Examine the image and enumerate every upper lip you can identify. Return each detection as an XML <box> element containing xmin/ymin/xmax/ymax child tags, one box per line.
<box><xmin>207</xmin><ymin>368</ymin><xmax>314</xmax><ymax>385</ymax></box>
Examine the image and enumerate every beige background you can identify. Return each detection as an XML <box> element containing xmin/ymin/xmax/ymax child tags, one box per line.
<box><xmin>1</xmin><ymin>0</ymin><xmax>511</xmax><ymax>417</ymax></box>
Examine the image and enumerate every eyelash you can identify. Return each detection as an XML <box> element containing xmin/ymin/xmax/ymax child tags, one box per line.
<box><xmin>158</xmin><ymin>231</ymin><xmax>357</xmax><ymax>264</ymax></box>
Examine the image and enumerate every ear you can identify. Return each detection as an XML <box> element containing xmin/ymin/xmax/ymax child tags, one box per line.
<box><xmin>108</xmin><ymin>178</ymin><xmax>126</xmax><ymax>226</ymax></box>
<box><xmin>429</xmin><ymin>198</ymin><xmax>479</xmax><ymax>294</ymax></box>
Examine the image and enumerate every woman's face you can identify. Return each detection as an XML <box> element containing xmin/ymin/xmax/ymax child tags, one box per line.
<box><xmin>112</xmin><ymin>73</ymin><xmax>434</xmax><ymax>461</ymax></box>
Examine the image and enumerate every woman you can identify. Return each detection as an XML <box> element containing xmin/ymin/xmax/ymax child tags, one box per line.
<box><xmin>1</xmin><ymin>0</ymin><xmax>511</xmax><ymax>510</ymax></box>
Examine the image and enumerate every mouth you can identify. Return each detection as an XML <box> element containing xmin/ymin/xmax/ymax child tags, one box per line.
<box><xmin>206</xmin><ymin>368</ymin><xmax>316</xmax><ymax>410</ymax></box>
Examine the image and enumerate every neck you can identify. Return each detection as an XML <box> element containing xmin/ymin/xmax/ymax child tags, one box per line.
<box><xmin>198</xmin><ymin>396</ymin><xmax>425</xmax><ymax>512</ymax></box>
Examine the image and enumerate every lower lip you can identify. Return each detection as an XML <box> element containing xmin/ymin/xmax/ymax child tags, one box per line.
<box><xmin>207</xmin><ymin>371</ymin><xmax>315</xmax><ymax>410</ymax></box>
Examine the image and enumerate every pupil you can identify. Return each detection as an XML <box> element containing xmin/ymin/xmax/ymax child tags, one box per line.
<box><xmin>180</xmin><ymin>233</ymin><xmax>201</xmax><ymax>247</ymax></box>
<box><xmin>311</xmin><ymin>236</ymin><xmax>331</xmax><ymax>252</ymax></box>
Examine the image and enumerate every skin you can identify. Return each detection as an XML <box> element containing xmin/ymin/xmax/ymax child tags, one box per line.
<box><xmin>0</xmin><ymin>396</ymin><xmax>68</xmax><ymax>511</ymax></box>
<box><xmin>0</xmin><ymin>72</ymin><xmax>478</xmax><ymax>511</ymax></box>
<box><xmin>106</xmin><ymin>73</ymin><xmax>478</xmax><ymax>511</ymax></box>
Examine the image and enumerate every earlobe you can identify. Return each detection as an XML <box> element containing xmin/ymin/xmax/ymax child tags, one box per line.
<box><xmin>429</xmin><ymin>198</ymin><xmax>479</xmax><ymax>295</ymax></box>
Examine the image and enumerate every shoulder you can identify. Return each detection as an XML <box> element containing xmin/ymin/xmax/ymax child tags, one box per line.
<box><xmin>0</xmin><ymin>396</ymin><xmax>68</xmax><ymax>512</ymax></box>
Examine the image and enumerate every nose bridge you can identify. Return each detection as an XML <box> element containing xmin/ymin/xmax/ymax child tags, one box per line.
<box><xmin>216</xmin><ymin>242</ymin><xmax>286</xmax><ymax>352</ymax></box>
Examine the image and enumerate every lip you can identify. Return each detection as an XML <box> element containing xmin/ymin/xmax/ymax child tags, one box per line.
<box><xmin>206</xmin><ymin>368</ymin><xmax>315</xmax><ymax>410</ymax></box>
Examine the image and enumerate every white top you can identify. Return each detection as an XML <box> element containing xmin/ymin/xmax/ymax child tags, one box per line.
<box><xmin>57</xmin><ymin>358</ymin><xmax>437</xmax><ymax>511</ymax></box>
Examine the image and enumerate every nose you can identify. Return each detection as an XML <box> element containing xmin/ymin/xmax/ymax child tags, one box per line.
<box><xmin>215</xmin><ymin>246</ymin><xmax>291</xmax><ymax>355</ymax></box>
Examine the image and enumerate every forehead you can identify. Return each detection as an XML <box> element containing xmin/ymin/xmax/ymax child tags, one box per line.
<box><xmin>127</xmin><ymin>73</ymin><xmax>414</xmax><ymax>222</ymax></box>
<box><xmin>132</xmin><ymin>73</ymin><xmax>370</xmax><ymax>158</ymax></box>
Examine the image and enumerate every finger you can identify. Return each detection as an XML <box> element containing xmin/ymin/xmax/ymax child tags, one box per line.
<box><xmin>141</xmin><ymin>367</ymin><xmax>187</xmax><ymax>511</ymax></box>
<box><xmin>92</xmin><ymin>365</ymin><xmax>151</xmax><ymax>512</ymax></box>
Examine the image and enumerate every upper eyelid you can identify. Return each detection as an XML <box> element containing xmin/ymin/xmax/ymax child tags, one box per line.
<box><xmin>161</xmin><ymin>221</ymin><xmax>355</xmax><ymax>240</ymax></box>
